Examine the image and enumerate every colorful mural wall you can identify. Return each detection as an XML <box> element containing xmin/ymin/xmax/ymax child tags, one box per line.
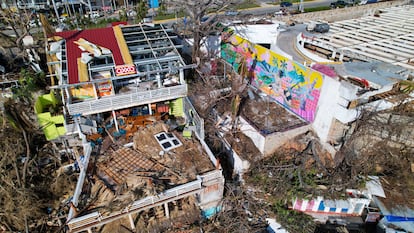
<box><xmin>221</xmin><ymin>31</ymin><xmax>324</xmax><ymax>122</ymax></box>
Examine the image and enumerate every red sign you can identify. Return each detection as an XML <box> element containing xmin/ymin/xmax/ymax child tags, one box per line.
<box><xmin>111</xmin><ymin>21</ymin><xmax>128</xmax><ymax>26</ymax></box>
<box><xmin>115</xmin><ymin>64</ymin><xmax>136</xmax><ymax>76</ymax></box>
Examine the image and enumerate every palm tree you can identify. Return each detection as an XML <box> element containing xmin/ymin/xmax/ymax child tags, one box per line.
<box><xmin>400</xmin><ymin>79</ymin><xmax>414</xmax><ymax>94</ymax></box>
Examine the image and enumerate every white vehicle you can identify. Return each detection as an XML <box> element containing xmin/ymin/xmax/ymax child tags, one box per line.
<box><xmin>274</xmin><ymin>10</ymin><xmax>284</xmax><ymax>16</ymax></box>
<box><xmin>127</xmin><ymin>10</ymin><xmax>137</xmax><ymax>17</ymax></box>
<box><xmin>142</xmin><ymin>17</ymin><xmax>153</xmax><ymax>23</ymax></box>
<box><xmin>86</xmin><ymin>11</ymin><xmax>101</xmax><ymax>19</ymax></box>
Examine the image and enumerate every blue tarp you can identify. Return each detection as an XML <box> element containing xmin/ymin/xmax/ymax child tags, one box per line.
<box><xmin>202</xmin><ymin>206</ymin><xmax>222</xmax><ymax>219</ymax></box>
<box><xmin>148</xmin><ymin>0</ymin><xmax>159</xmax><ymax>8</ymax></box>
<box><xmin>386</xmin><ymin>216</ymin><xmax>414</xmax><ymax>222</ymax></box>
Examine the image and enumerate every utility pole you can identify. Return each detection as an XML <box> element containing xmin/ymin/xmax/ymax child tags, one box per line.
<box><xmin>51</xmin><ymin>0</ymin><xmax>60</xmax><ymax>19</ymax></box>
<box><xmin>299</xmin><ymin>0</ymin><xmax>304</xmax><ymax>13</ymax></box>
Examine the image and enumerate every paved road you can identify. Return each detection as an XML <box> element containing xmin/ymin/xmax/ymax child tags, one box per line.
<box><xmin>155</xmin><ymin>0</ymin><xmax>333</xmax><ymax>24</ymax></box>
<box><xmin>152</xmin><ymin>1</ymin><xmax>331</xmax><ymax>63</ymax></box>
<box><xmin>240</xmin><ymin>0</ymin><xmax>333</xmax><ymax>16</ymax></box>
<box><xmin>277</xmin><ymin>24</ymin><xmax>308</xmax><ymax>64</ymax></box>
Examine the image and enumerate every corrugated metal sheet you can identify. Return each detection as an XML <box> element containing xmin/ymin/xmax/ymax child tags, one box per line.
<box><xmin>374</xmin><ymin>196</ymin><xmax>414</xmax><ymax>232</ymax></box>
<box><xmin>55</xmin><ymin>27</ymin><xmax>124</xmax><ymax>84</ymax></box>
<box><xmin>331</xmin><ymin>62</ymin><xmax>407</xmax><ymax>88</ymax></box>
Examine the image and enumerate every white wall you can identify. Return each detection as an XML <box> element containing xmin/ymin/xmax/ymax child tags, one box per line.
<box><xmin>223</xmin><ymin>137</ymin><xmax>251</xmax><ymax>177</ymax></box>
<box><xmin>239</xmin><ymin>116</ymin><xmax>266</xmax><ymax>154</ymax></box>
<box><xmin>239</xmin><ymin>116</ymin><xmax>311</xmax><ymax>157</ymax></box>
<box><xmin>198</xmin><ymin>170</ymin><xmax>225</xmax><ymax>209</ymax></box>
<box><xmin>231</xmin><ymin>22</ymin><xmax>293</xmax><ymax>60</ymax></box>
<box><xmin>312</xmin><ymin>76</ymin><xmax>342</xmax><ymax>142</ymax></box>
<box><xmin>264</xmin><ymin>124</ymin><xmax>311</xmax><ymax>156</ymax></box>
<box><xmin>232</xmin><ymin>24</ymin><xmax>279</xmax><ymax>46</ymax></box>
<box><xmin>312</xmin><ymin>73</ymin><xmax>407</xmax><ymax>144</ymax></box>
<box><xmin>296</xmin><ymin>34</ymin><xmax>333</xmax><ymax>63</ymax></box>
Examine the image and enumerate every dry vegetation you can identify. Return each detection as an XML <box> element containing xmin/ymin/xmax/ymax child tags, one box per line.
<box><xmin>1</xmin><ymin>1</ymin><xmax>413</xmax><ymax>231</ymax></box>
<box><xmin>338</xmin><ymin>102</ymin><xmax>414</xmax><ymax>207</ymax></box>
<box><xmin>188</xmin><ymin>56</ymin><xmax>414</xmax><ymax>232</ymax></box>
<box><xmin>1</xmin><ymin>99</ymin><xmax>74</xmax><ymax>232</ymax></box>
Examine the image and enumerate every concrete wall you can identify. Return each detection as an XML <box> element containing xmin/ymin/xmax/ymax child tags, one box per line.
<box><xmin>287</xmin><ymin>0</ymin><xmax>410</xmax><ymax>23</ymax></box>
<box><xmin>264</xmin><ymin>123</ymin><xmax>312</xmax><ymax>156</ymax></box>
<box><xmin>197</xmin><ymin>170</ymin><xmax>225</xmax><ymax>218</ymax></box>
<box><xmin>221</xmin><ymin>32</ymin><xmax>324</xmax><ymax>122</ymax></box>
<box><xmin>239</xmin><ymin>116</ymin><xmax>311</xmax><ymax>156</ymax></box>
<box><xmin>312</xmin><ymin>76</ymin><xmax>342</xmax><ymax>142</ymax></box>
<box><xmin>221</xmin><ymin>135</ymin><xmax>251</xmax><ymax>177</ymax></box>
<box><xmin>239</xmin><ymin>116</ymin><xmax>266</xmax><ymax>154</ymax></box>
<box><xmin>311</xmin><ymin>73</ymin><xmax>408</xmax><ymax>145</ymax></box>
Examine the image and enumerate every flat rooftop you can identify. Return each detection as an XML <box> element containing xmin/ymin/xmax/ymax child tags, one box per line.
<box><xmin>230</xmin><ymin>20</ymin><xmax>280</xmax><ymax>46</ymax></box>
<box><xmin>241</xmin><ymin>89</ymin><xmax>308</xmax><ymax>135</ymax></box>
<box><xmin>308</xmin><ymin>5</ymin><xmax>414</xmax><ymax>71</ymax></box>
<box><xmin>330</xmin><ymin>61</ymin><xmax>407</xmax><ymax>88</ymax></box>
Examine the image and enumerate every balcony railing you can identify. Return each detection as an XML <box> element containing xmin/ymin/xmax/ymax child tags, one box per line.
<box><xmin>67</xmin><ymin>178</ymin><xmax>203</xmax><ymax>232</ymax></box>
<box><xmin>67</xmin><ymin>84</ymin><xmax>187</xmax><ymax>116</ymax></box>
<box><xmin>67</xmin><ymin>170</ymin><xmax>223</xmax><ymax>232</ymax></box>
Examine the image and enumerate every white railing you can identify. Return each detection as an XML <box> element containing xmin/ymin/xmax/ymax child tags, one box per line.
<box><xmin>67</xmin><ymin>139</ymin><xmax>92</xmax><ymax>221</ymax></box>
<box><xmin>67</xmin><ymin>84</ymin><xmax>187</xmax><ymax>116</ymax></box>
<box><xmin>296</xmin><ymin>33</ymin><xmax>372</xmax><ymax>63</ymax></box>
<box><xmin>199</xmin><ymin>170</ymin><xmax>223</xmax><ymax>182</ymax></box>
<box><xmin>129</xmin><ymin>180</ymin><xmax>202</xmax><ymax>211</ymax></box>
<box><xmin>184</xmin><ymin>97</ymin><xmax>205</xmax><ymax>140</ymax></box>
<box><xmin>67</xmin><ymin>178</ymin><xmax>203</xmax><ymax>232</ymax></box>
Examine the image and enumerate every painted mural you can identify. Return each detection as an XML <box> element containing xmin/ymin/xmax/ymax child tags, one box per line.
<box><xmin>221</xmin><ymin>31</ymin><xmax>324</xmax><ymax>122</ymax></box>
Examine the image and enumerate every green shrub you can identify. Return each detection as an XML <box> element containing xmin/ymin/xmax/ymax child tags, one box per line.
<box><xmin>304</xmin><ymin>6</ymin><xmax>331</xmax><ymax>12</ymax></box>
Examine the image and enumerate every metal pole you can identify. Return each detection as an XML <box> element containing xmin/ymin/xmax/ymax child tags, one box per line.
<box><xmin>299</xmin><ymin>0</ymin><xmax>304</xmax><ymax>13</ymax></box>
<box><xmin>112</xmin><ymin>110</ymin><xmax>119</xmax><ymax>132</ymax></box>
<box><xmin>164</xmin><ymin>202</ymin><xmax>170</xmax><ymax>218</ymax></box>
<box><xmin>88</xmin><ymin>0</ymin><xmax>92</xmax><ymax>16</ymax></box>
<box><xmin>128</xmin><ymin>214</ymin><xmax>135</xmax><ymax>229</ymax></box>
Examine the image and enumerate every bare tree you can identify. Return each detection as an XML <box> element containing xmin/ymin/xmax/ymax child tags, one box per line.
<box><xmin>0</xmin><ymin>5</ymin><xmax>42</xmax><ymax>72</ymax></box>
<box><xmin>0</xmin><ymin>99</ymin><xmax>42</xmax><ymax>232</ymax></box>
<box><xmin>203</xmin><ymin>183</ymin><xmax>268</xmax><ymax>233</ymax></box>
<box><xmin>169</xmin><ymin>0</ymin><xmax>241</xmax><ymax>63</ymax></box>
<box><xmin>0</xmin><ymin>69</ymin><xmax>62</xmax><ymax>232</ymax></box>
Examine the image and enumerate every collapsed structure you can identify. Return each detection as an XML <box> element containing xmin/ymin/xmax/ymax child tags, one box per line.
<box><xmin>296</xmin><ymin>5</ymin><xmax>414</xmax><ymax>71</ymax></box>
<box><xmin>38</xmin><ymin>23</ymin><xmax>225</xmax><ymax>232</ymax></box>
<box><xmin>219</xmin><ymin>9</ymin><xmax>413</xmax><ymax>170</ymax></box>
<box><xmin>216</xmin><ymin>7</ymin><xmax>414</xmax><ymax>231</ymax></box>
<box><xmin>31</xmin><ymin>4</ymin><xmax>414</xmax><ymax>232</ymax></box>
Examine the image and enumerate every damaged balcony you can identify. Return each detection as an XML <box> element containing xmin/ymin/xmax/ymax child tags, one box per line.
<box><xmin>46</xmin><ymin>23</ymin><xmax>194</xmax><ymax>117</ymax></box>
<box><xmin>65</xmin><ymin>84</ymin><xmax>188</xmax><ymax>116</ymax></box>
<box><xmin>60</xmin><ymin>97</ymin><xmax>223</xmax><ymax>233</ymax></box>
<box><xmin>66</xmin><ymin>121</ymin><xmax>224</xmax><ymax>233</ymax></box>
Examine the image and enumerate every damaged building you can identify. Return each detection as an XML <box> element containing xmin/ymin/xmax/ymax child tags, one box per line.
<box><xmin>216</xmin><ymin>14</ymin><xmax>413</xmax><ymax>179</ymax></box>
<box><xmin>211</xmin><ymin>5</ymin><xmax>414</xmax><ymax>232</ymax></box>
<box><xmin>296</xmin><ymin>5</ymin><xmax>414</xmax><ymax>71</ymax></box>
<box><xmin>37</xmin><ymin>23</ymin><xmax>225</xmax><ymax>232</ymax></box>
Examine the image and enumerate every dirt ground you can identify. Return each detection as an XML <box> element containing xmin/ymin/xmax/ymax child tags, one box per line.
<box><xmin>240</xmin><ymin>92</ymin><xmax>307</xmax><ymax>134</ymax></box>
<box><xmin>224</xmin><ymin>131</ymin><xmax>262</xmax><ymax>163</ymax></box>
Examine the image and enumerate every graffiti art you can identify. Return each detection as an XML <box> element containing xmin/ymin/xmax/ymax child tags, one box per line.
<box><xmin>221</xmin><ymin>32</ymin><xmax>324</xmax><ymax>122</ymax></box>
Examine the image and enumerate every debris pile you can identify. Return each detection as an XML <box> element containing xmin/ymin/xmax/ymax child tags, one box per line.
<box><xmin>81</xmin><ymin>122</ymin><xmax>215</xmax><ymax>215</ymax></box>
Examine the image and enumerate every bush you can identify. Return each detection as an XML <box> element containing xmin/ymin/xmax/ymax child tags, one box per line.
<box><xmin>304</xmin><ymin>6</ymin><xmax>331</xmax><ymax>12</ymax></box>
